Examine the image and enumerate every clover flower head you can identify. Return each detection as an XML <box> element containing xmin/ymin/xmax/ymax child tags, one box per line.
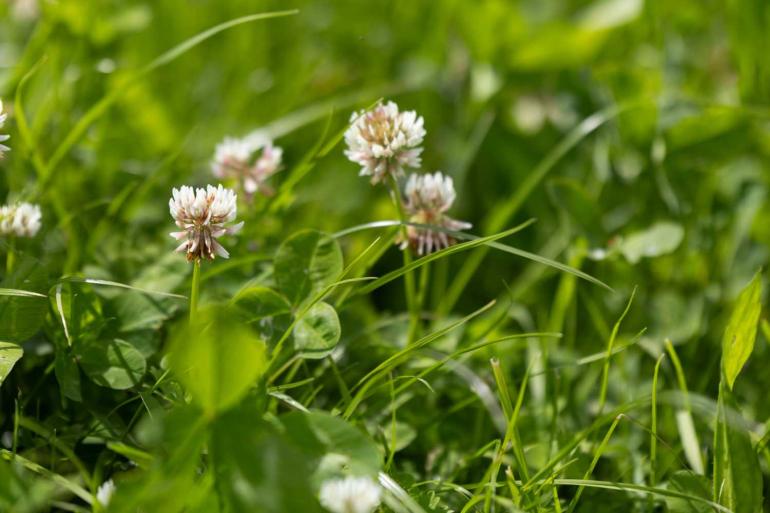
<box><xmin>211</xmin><ymin>136</ymin><xmax>283</xmax><ymax>196</ymax></box>
<box><xmin>0</xmin><ymin>202</ymin><xmax>42</xmax><ymax>237</ymax></box>
<box><xmin>96</xmin><ymin>479</ymin><xmax>116</xmax><ymax>506</ymax></box>
<box><xmin>319</xmin><ymin>476</ymin><xmax>382</xmax><ymax>513</ymax></box>
<box><xmin>169</xmin><ymin>184</ymin><xmax>243</xmax><ymax>262</ymax></box>
<box><xmin>344</xmin><ymin>100</ymin><xmax>425</xmax><ymax>185</ymax></box>
<box><xmin>399</xmin><ymin>172</ymin><xmax>471</xmax><ymax>255</ymax></box>
<box><xmin>211</xmin><ymin>137</ymin><xmax>253</xmax><ymax>179</ymax></box>
<box><xmin>0</xmin><ymin>99</ymin><xmax>9</xmax><ymax>158</ymax></box>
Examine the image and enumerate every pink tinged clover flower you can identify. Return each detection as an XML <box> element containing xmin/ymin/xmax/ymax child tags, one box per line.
<box><xmin>399</xmin><ymin>172</ymin><xmax>471</xmax><ymax>256</ymax></box>
<box><xmin>169</xmin><ymin>185</ymin><xmax>243</xmax><ymax>262</ymax></box>
<box><xmin>0</xmin><ymin>202</ymin><xmax>42</xmax><ymax>237</ymax></box>
<box><xmin>0</xmin><ymin>99</ymin><xmax>9</xmax><ymax>157</ymax></box>
<box><xmin>211</xmin><ymin>136</ymin><xmax>283</xmax><ymax>196</ymax></box>
<box><xmin>344</xmin><ymin>100</ymin><xmax>425</xmax><ymax>185</ymax></box>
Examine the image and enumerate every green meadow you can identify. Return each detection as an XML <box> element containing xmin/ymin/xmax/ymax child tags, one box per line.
<box><xmin>0</xmin><ymin>1</ymin><xmax>769</xmax><ymax>512</ymax></box>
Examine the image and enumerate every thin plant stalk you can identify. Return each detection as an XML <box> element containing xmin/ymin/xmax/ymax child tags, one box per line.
<box><xmin>189</xmin><ymin>259</ymin><xmax>201</xmax><ymax>322</ymax></box>
<box><xmin>649</xmin><ymin>353</ymin><xmax>665</xmax><ymax>512</ymax></box>
<box><xmin>6</xmin><ymin>237</ymin><xmax>15</xmax><ymax>276</ymax></box>
<box><xmin>566</xmin><ymin>415</ymin><xmax>623</xmax><ymax>513</ymax></box>
<box><xmin>388</xmin><ymin>174</ymin><xmax>419</xmax><ymax>344</ymax></box>
<box><xmin>414</xmin><ymin>261</ymin><xmax>430</xmax><ymax>334</ymax></box>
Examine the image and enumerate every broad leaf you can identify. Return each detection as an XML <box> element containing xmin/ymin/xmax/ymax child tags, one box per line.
<box><xmin>0</xmin><ymin>342</ymin><xmax>23</xmax><ymax>387</ymax></box>
<box><xmin>78</xmin><ymin>338</ymin><xmax>147</xmax><ymax>390</ymax></box>
<box><xmin>54</xmin><ymin>348</ymin><xmax>82</xmax><ymax>402</ymax></box>
<box><xmin>274</xmin><ymin>230</ymin><xmax>343</xmax><ymax>305</ymax></box>
<box><xmin>294</xmin><ymin>302</ymin><xmax>340</xmax><ymax>359</ymax></box>
<box><xmin>281</xmin><ymin>410</ymin><xmax>382</xmax><ymax>482</ymax></box>
<box><xmin>212</xmin><ymin>406</ymin><xmax>325</xmax><ymax>513</ymax></box>
<box><xmin>168</xmin><ymin>305</ymin><xmax>268</xmax><ymax>415</ymax></box>
<box><xmin>721</xmin><ymin>272</ymin><xmax>762</xmax><ymax>390</ymax></box>
<box><xmin>233</xmin><ymin>286</ymin><xmax>293</xmax><ymax>322</ymax></box>
<box><xmin>618</xmin><ymin>221</ymin><xmax>684</xmax><ymax>264</ymax></box>
<box><xmin>0</xmin><ymin>256</ymin><xmax>48</xmax><ymax>342</ymax></box>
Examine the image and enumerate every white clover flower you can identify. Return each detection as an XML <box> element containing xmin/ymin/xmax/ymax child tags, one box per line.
<box><xmin>245</xmin><ymin>142</ymin><xmax>283</xmax><ymax>195</ymax></box>
<box><xmin>96</xmin><ymin>479</ymin><xmax>115</xmax><ymax>506</ymax></box>
<box><xmin>211</xmin><ymin>136</ymin><xmax>283</xmax><ymax>196</ymax></box>
<box><xmin>0</xmin><ymin>202</ymin><xmax>42</xmax><ymax>237</ymax></box>
<box><xmin>399</xmin><ymin>172</ymin><xmax>471</xmax><ymax>255</ymax></box>
<box><xmin>169</xmin><ymin>184</ymin><xmax>243</xmax><ymax>262</ymax></box>
<box><xmin>211</xmin><ymin>137</ymin><xmax>253</xmax><ymax>179</ymax></box>
<box><xmin>319</xmin><ymin>476</ymin><xmax>382</xmax><ymax>513</ymax></box>
<box><xmin>0</xmin><ymin>99</ymin><xmax>10</xmax><ymax>158</ymax></box>
<box><xmin>344</xmin><ymin>101</ymin><xmax>425</xmax><ymax>185</ymax></box>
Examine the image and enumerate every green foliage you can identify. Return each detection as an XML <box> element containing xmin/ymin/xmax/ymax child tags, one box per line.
<box><xmin>713</xmin><ymin>384</ymin><xmax>763</xmax><ymax>513</ymax></box>
<box><xmin>167</xmin><ymin>305</ymin><xmax>268</xmax><ymax>416</ymax></box>
<box><xmin>275</xmin><ymin>230</ymin><xmax>343</xmax><ymax>305</ymax></box>
<box><xmin>712</xmin><ymin>273</ymin><xmax>764</xmax><ymax>513</ymax></box>
<box><xmin>0</xmin><ymin>0</ymin><xmax>769</xmax><ymax>512</ymax></box>
<box><xmin>281</xmin><ymin>410</ymin><xmax>382</xmax><ymax>479</ymax></box>
<box><xmin>77</xmin><ymin>338</ymin><xmax>146</xmax><ymax>390</ymax></box>
<box><xmin>721</xmin><ymin>272</ymin><xmax>763</xmax><ymax>390</ymax></box>
<box><xmin>0</xmin><ymin>256</ymin><xmax>47</xmax><ymax>342</ymax></box>
<box><xmin>211</xmin><ymin>407</ymin><xmax>326</xmax><ymax>513</ymax></box>
<box><xmin>294</xmin><ymin>302</ymin><xmax>341</xmax><ymax>359</ymax></box>
<box><xmin>0</xmin><ymin>342</ymin><xmax>23</xmax><ymax>387</ymax></box>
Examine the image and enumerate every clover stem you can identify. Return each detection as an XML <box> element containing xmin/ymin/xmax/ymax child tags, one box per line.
<box><xmin>189</xmin><ymin>259</ymin><xmax>201</xmax><ymax>322</ymax></box>
<box><xmin>6</xmin><ymin>237</ymin><xmax>15</xmax><ymax>276</ymax></box>
<box><xmin>388</xmin><ymin>175</ymin><xmax>419</xmax><ymax>344</ymax></box>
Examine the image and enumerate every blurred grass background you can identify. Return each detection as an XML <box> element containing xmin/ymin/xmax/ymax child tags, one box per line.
<box><xmin>1</xmin><ymin>0</ymin><xmax>770</xmax><ymax>508</ymax></box>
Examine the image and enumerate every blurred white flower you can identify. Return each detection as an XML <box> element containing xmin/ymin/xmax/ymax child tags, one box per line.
<box><xmin>399</xmin><ymin>172</ymin><xmax>471</xmax><ymax>255</ymax></box>
<box><xmin>211</xmin><ymin>136</ymin><xmax>283</xmax><ymax>196</ymax></box>
<box><xmin>169</xmin><ymin>184</ymin><xmax>243</xmax><ymax>262</ymax></box>
<box><xmin>344</xmin><ymin>101</ymin><xmax>425</xmax><ymax>184</ymax></box>
<box><xmin>0</xmin><ymin>99</ymin><xmax>10</xmax><ymax>158</ymax></box>
<box><xmin>96</xmin><ymin>479</ymin><xmax>115</xmax><ymax>506</ymax></box>
<box><xmin>0</xmin><ymin>202</ymin><xmax>42</xmax><ymax>237</ymax></box>
<box><xmin>12</xmin><ymin>0</ymin><xmax>39</xmax><ymax>20</ymax></box>
<box><xmin>319</xmin><ymin>476</ymin><xmax>381</xmax><ymax>513</ymax></box>
<box><xmin>211</xmin><ymin>137</ymin><xmax>253</xmax><ymax>179</ymax></box>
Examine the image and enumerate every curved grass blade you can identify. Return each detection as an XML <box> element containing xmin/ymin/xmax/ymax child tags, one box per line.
<box><xmin>336</xmin><ymin>219</ymin><xmax>610</xmax><ymax>293</ymax></box>
<box><xmin>14</xmin><ymin>56</ymin><xmax>49</xmax><ymax>180</ymax></box>
<box><xmin>0</xmin><ymin>288</ymin><xmax>47</xmax><ymax>299</ymax></box>
<box><xmin>547</xmin><ymin>478</ymin><xmax>732</xmax><ymax>513</ymax></box>
<box><xmin>0</xmin><ymin>450</ymin><xmax>92</xmax><ymax>504</ymax></box>
<box><xmin>354</xmin><ymin>222</ymin><xmax>535</xmax><ymax>297</ymax></box>
<box><xmin>58</xmin><ymin>277</ymin><xmax>187</xmax><ymax>300</ymax></box>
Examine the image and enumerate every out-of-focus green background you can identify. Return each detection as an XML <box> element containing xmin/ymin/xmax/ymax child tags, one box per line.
<box><xmin>1</xmin><ymin>0</ymin><xmax>770</xmax><ymax>511</ymax></box>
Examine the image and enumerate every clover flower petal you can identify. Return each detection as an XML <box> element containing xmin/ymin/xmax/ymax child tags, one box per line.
<box><xmin>319</xmin><ymin>476</ymin><xmax>381</xmax><ymax>513</ymax></box>
<box><xmin>212</xmin><ymin>136</ymin><xmax>283</xmax><ymax>196</ymax></box>
<box><xmin>399</xmin><ymin>172</ymin><xmax>471</xmax><ymax>255</ymax></box>
<box><xmin>344</xmin><ymin>101</ymin><xmax>425</xmax><ymax>184</ymax></box>
<box><xmin>0</xmin><ymin>202</ymin><xmax>41</xmax><ymax>237</ymax></box>
<box><xmin>169</xmin><ymin>184</ymin><xmax>242</xmax><ymax>262</ymax></box>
